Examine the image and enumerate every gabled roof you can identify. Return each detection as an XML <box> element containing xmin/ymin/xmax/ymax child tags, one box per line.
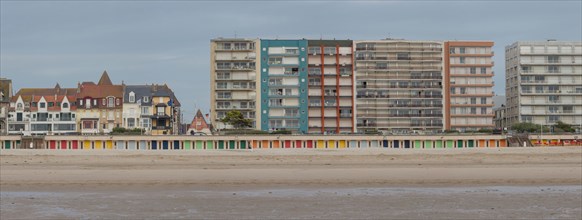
<box><xmin>78</xmin><ymin>84</ymin><xmax>123</xmax><ymax>99</ymax></box>
<box><xmin>97</xmin><ymin>70</ymin><xmax>113</xmax><ymax>86</ymax></box>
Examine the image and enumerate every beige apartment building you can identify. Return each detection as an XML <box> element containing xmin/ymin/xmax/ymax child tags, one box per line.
<box><xmin>505</xmin><ymin>40</ymin><xmax>582</xmax><ymax>129</ymax></box>
<box><xmin>210</xmin><ymin>38</ymin><xmax>260</xmax><ymax>130</ymax></box>
<box><xmin>444</xmin><ymin>41</ymin><xmax>495</xmax><ymax>132</ymax></box>
<box><xmin>355</xmin><ymin>40</ymin><xmax>444</xmax><ymax>134</ymax></box>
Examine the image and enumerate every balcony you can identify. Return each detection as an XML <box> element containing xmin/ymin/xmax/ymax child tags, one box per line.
<box><xmin>151</xmin><ymin>112</ymin><xmax>171</xmax><ymax>119</ymax></box>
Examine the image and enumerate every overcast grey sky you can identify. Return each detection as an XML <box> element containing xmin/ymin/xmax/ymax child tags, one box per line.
<box><xmin>1</xmin><ymin>0</ymin><xmax>581</xmax><ymax>122</ymax></box>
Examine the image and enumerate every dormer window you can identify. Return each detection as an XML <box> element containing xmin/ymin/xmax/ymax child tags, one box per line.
<box><xmin>129</xmin><ymin>92</ymin><xmax>135</xmax><ymax>103</ymax></box>
<box><xmin>143</xmin><ymin>96</ymin><xmax>149</xmax><ymax>103</ymax></box>
<box><xmin>102</xmin><ymin>99</ymin><xmax>106</xmax><ymax>106</ymax></box>
<box><xmin>116</xmin><ymin>98</ymin><xmax>120</xmax><ymax>106</ymax></box>
<box><xmin>63</xmin><ymin>103</ymin><xmax>69</xmax><ymax>108</ymax></box>
<box><xmin>108</xmin><ymin>97</ymin><xmax>115</xmax><ymax>108</ymax></box>
<box><xmin>17</xmin><ymin>103</ymin><xmax>23</xmax><ymax>110</ymax></box>
<box><xmin>40</xmin><ymin>102</ymin><xmax>46</xmax><ymax>108</ymax></box>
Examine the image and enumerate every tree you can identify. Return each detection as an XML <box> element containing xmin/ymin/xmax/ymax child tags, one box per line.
<box><xmin>511</xmin><ymin>122</ymin><xmax>540</xmax><ymax>133</ymax></box>
<box><xmin>554</xmin><ymin>121</ymin><xmax>575</xmax><ymax>132</ymax></box>
<box><xmin>220</xmin><ymin>110</ymin><xmax>252</xmax><ymax>129</ymax></box>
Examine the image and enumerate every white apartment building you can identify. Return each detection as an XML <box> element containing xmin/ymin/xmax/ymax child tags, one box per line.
<box><xmin>505</xmin><ymin>40</ymin><xmax>582</xmax><ymax>129</ymax></box>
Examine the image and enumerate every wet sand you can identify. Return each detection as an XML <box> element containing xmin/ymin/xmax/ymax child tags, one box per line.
<box><xmin>1</xmin><ymin>147</ymin><xmax>581</xmax><ymax>219</ymax></box>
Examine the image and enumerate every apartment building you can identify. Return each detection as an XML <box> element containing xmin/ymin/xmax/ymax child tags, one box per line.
<box><xmin>8</xmin><ymin>84</ymin><xmax>77</xmax><ymax>135</ymax></box>
<box><xmin>210</xmin><ymin>38</ymin><xmax>260</xmax><ymax>130</ymax></box>
<box><xmin>505</xmin><ymin>40</ymin><xmax>582</xmax><ymax>128</ymax></box>
<box><xmin>0</xmin><ymin>78</ymin><xmax>12</xmax><ymax>135</ymax></box>
<box><xmin>260</xmin><ymin>39</ymin><xmax>309</xmax><ymax>133</ymax></box>
<box><xmin>306</xmin><ymin>40</ymin><xmax>356</xmax><ymax>134</ymax></box>
<box><xmin>444</xmin><ymin>41</ymin><xmax>495</xmax><ymax>132</ymax></box>
<box><xmin>355</xmin><ymin>39</ymin><xmax>444</xmax><ymax>134</ymax></box>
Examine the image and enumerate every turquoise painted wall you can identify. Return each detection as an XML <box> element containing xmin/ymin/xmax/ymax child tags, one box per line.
<box><xmin>260</xmin><ymin>39</ymin><xmax>309</xmax><ymax>133</ymax></box>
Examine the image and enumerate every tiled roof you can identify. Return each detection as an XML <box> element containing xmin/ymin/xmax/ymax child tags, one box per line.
<box><xmin>97</xmin><ymin>70</ymin><xmax>113</xmax><ymax>85</ymax></box>
<box><xmin>78</xmin><ymin>84</ymin><xmax>123</xmax><ymax>98</ymax></box>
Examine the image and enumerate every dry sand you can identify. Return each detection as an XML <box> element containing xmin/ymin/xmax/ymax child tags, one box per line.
<box><xmin>1</xmin><ymin>147</ymin><xmax>581</xmax><ymax>219</ymax></box>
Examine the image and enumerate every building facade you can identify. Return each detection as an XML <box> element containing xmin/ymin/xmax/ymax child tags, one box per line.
<box><xmin>260</xmin><ymin>39</ymin><xmax>309</xmax><ymax>133</ymax></box>
<box><xmin>0</xmin><ymin>78</ymin><xmax>12</xmax><ymax>135</ymax></box>
<box><xmin>355</xmin><ymin>39</ymin><xmax>444</xmax><ymax>134</ymax></box>
<box><xmin>444</xmin><ymin>41</ymin><xmax>495</xmax><ymax>132</ymax></box>
<box><xmin>306</xmin><ymin>40</ymin><xmax>356</xmax><ymax>134</ymax></box>
<box><xmin>210</xmin><ymin>38</ymin><xmax>260</xmax><ymax>130</ymax></box>
<box><xmin>505</xmin><ymin>41</ymin><xmax>582</xmax><ymax>128</ymax></box>
<box><xmin>76</xmin><ymin>71</ymin><xmax>124</xmax><ymax>134</ymax></box>
<box><xmin>7</xmin><ymin>84</ymin><xmax>77</xmax><ymax>135</ymax></box>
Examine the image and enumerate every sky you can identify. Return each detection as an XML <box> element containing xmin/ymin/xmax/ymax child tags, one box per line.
<box><xmin>1</xmin><ymin>0</ymin><xmax>581</xmax><ymax>122</ymax></box>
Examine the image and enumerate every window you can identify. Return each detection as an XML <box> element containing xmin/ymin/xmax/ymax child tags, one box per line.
<box><xmin>116</xmin><ymin>98</ymin><xmax>120</xmax><ymax>106</ymax></box>
<box><xmin>285</xmin><ymin>49</ymin><xmax>298</xmax><ymax>55</ymax></box>
<box><xmin>129</xmin><ymin>92</ymin><xmax>135</xmax><ymax>103</ymax></box>
<box><xmin>470</xmin><ymin>107</ymin><xmax>477</xmax><ymax>114</ymax></box>
<box><xmin>63</xmin><ymin>103</ymin><xmax>69</xmax><ymax>108</ymax></box>
<box><xmin>217</xmin><ymin>82</ymin><xmax>227</xmax><ymax>89</ymax></box>
<box><xmin>548</xmin><ymin>106</ymin><xmax>559</xmax><ymax>113</ymax></box>
<box><xmin>80</xmin><ymin>100</ymin><xmax>83</xmax><ymax>106</ymax></box>
<box><xmin>397</xmin><ymin>53</ymin><xmax>410</xmax><ymax>60</ymax></box>
<box><xmin>143</xmin><ymin>96</ymin><xmax>149</xmax><ymax>103</ymax></box>
<box><xmin>141</xmin><ymin>118</ymin><xmax>151</xmax><ymax>128</ymax></box>
<box><xmin>308</xmin><ymin>78</ymin><xmax>321</xmax><ymax>86</ymax></box>
<box><xmin>268</xmin><ymin>57</ymin><xmax>282</xmax><ymax>65</ymax></box>
<box><xmin>481</xmin><ymin>97</ymin><xmax>487</xmax><ymax>104</ymax></box>
<box><xmin>548</xmin><ymin>66</ymin><xmax>560</xmax><ymax>73</ymax></box>
<box><xmin>376</xmin><ymin>63</ymin><xmax>388</xmax><ymax>69</ymax></box>
<box><xmin>268</xmin><ymin>78</ymin><xmax>282</xmax><ymax>86</ymax></box>
<box><xmin>157</xmin><ymin>107</ymin><xmax>165</xmax><ymax>115</ymax></box>
<box><xmin>48</xmin><ymin>102</ymin><xmax>54</xmax><ymax>107</ymax></box>
<box><xmin>460</xmin><ymin>88</ymin><xmax>466</xmax><ymax>94</ymax></box>
<box><xmin>534</xmin><ymin>75</ymin><xmax>545</xmax><ymax>82</ymax></box>
<box><xmin>308</xmin><ymin>47</ymin><xmax>321</xmax><ymax>54</ymax></box>
<box><xmin>480</xmin><ymin>67</ymin><xmax>487</xmax><ymax>74</ymax></box>
<box><xmin>141</xmin><ymin>106</ymin><xmax>149</xmax><ymax>115</ymax></box>
<box><xmin>269</xmin><ymin>120</ymin><xmax>283</xmax><ymax>128</ymax></box>
<box><xmin>40</xmin><ymin>102</ymin><xmax>46</xmax><ymax>108</ymax></box>
<box><xmin>324</xmin><ymin>47</ymin><xmax>336</xmax><ymax>55</ymax></box>
<box><xmin>548</xmin><ymin>85</ymin><xmax>559</xmax><ymax>93</ymax></box>
<box><xmin>308</xmin><ymin>67</ymin><xmax>321</xmax><ymax>75</ymax></box>
<box><xmin>521</xmin><ymin>66</ymin><xmax>531</xmax><ymax>73</ymax></box>
<box><xmin>102</xmin><ymin>98</ymin><xmax>106</xmax><ymax>106</ymax></box>
<box><xmin>217</xmin><ymin>101</ymin><xmax>231</xmax><ymax>109</ymax></box>
<box><xmin>459</xmin><ymin>57</ymin><xmax>465</xmax><ymax>64</ymax></box>
<box><xmin>470</xmin><ymin>67</ymin><xmax>476</xmax><ymax>74</ymax></box>
<box><xmin>217</xmin><ymin>72</ymin><xmax>230</xmax><ymax>80</ymax></box>
<box><xmin>127</xmin><ymin>118</ymin><xmax>135</xmax><ymax>127</ymax></box>
<box><xmin>269</xmin><ymin>99</ymin><xmax>283</xmax><ymax>107</ymax></box>
<box><xmin>470</xmin><ymin>98</ymin><xmax>477</xmax><ymax>104</ymax></box>
<box><xmin>563</xmin><ymin>106</ymin><xmax>573</xmax><ymax>113</ymax></box>
<box><xmin>158</xmin><ymin>97</ymin><xmax>163</xmax><ymax>103</ymax></box>
<box><xmin>449</xmin><ymin>48</ymin><xmax>455</xmax><ymax>54</ymax></box>
<box><xmin>217</xmin><ymin>92</ymin><xmax>231</xmax><ymax>99</ymax></box>
<box><xmin>481</xmin><ymin>107</ymin><xmax>487</xmax><ymax>114</ymax></box>
<box><xmin>108</xmin><ymin>97</ymin><xmax>115</xmax><ymax>107</ymax></box>
<box><xmin>522</xmin><ymin>116</ymin><xmax>532</xmax><ymax>122</ymax></box>
<box><xmin>549</xmin><ymin>95</ymin><xmax>560</xmax><ymax>103</ymax></box>
<box><xmin>547</xmin><ymin>55</ymin><xmax>559</xmax><ymax>63</ymax></box>
<box><xmin>459</xmin><ymin>47</ymin><xmax>466</xmax><ymax>54</ymax></box>
<box><xmin>450</xmin><ymin>87</ymin><xmax>456</xmax><ymax>94</ymax></box>
<box><xmin>221</xmin><ymin>43</ymin><xmax>231</xmax><ymax>50</ymax></box>
<box><xmin>284</xmin><ymin>109</ymin><xmax>298</xmax><ymax>117</ymax></box>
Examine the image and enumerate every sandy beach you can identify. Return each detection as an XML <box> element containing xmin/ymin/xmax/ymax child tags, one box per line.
<box><xmin>1</xmin><ymin>147</ymin><xmax>581</xmax><ymax>219</ymax></box>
